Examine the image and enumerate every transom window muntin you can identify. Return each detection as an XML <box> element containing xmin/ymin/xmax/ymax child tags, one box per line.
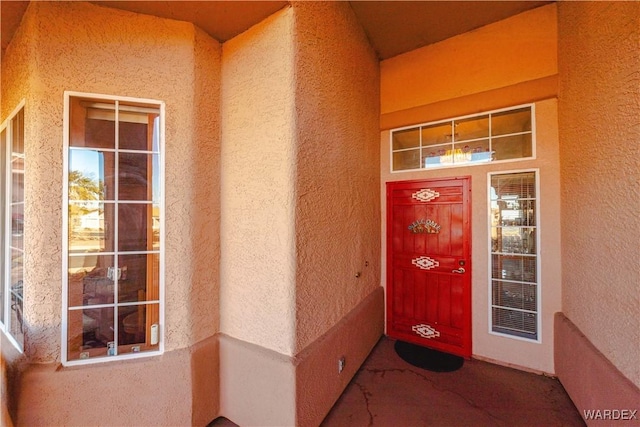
<box><xmin>391</xmin><ymin>104</ymin><xmax>534</xmax><ymax>172</ymax></box>
<box><xmin>488</xmin><ymin>170</ymin><xmax>540</xmax><ymax>342</ymax></box>
<box><xmin>63</xmin><ymin>92</ymin><xmax>164</xmax><ymax>365</ymax></box>
<box><xmin>1</xmin><ymin>101</ymin><xmax>26</xmax><ymax>351</ymax></box>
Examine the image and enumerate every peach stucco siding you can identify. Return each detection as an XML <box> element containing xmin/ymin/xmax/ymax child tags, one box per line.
<box><xmin>220</xmin><ymin>3</ymin><xmax>382</xmax><ymax>425</ymax></box>
<box><xmin>220</xmin><ymin>6</ymin><xmax>298</xmax><ymax>356</ymax></box>
<box><xmin>292</xmin><ymin>1</ymin><xmax>380</xmax><ymax>353</ymax></box>
<box><xmin>1</xmin><ymin>2</ymin><xmax>221</xmax><ymax>425</ymax></box>
<box><xmin>557</xmin><ymin>1</ymin><xmax>640</xmax><ymax>388</ymax></box>
<box><xmin>380</xmin><ymin>4</ymin><xmax>562</xmax><ymax>375</ymax></box>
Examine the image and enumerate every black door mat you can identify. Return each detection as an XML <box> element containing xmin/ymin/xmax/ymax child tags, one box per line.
<box><xmin>394</xmin><ymin>340</ymin><xmax>464</xmax><ymax>372</ymax></box>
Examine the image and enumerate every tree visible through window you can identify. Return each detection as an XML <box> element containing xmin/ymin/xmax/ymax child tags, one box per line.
<box><xmin>63</xmin><ymin>93</ymin><xmax>164</xmax><ymax>364</ymax></box>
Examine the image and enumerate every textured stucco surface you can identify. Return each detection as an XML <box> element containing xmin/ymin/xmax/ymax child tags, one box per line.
<box><xmin>292</xmin><ymin>1</ymin><xmax>380</xmax><ymax>353</ymax></box>
<box><xmin>555</xmin><ymin>313</ymin><xmax>640</xmax><ymax>425</ymax></box>
<box><xmin>295</xmin><ymin>288</ymin><xmax>384</xmax><ymax>427</ymax></box>
<box><xmin>379</xmin><ymin>5</ymin><xmax>561</xmax><ymax>374</ymax></box>
<box><xmin>557</xmin><ymin>1</ymin><xmax>640</xmax><ymax>387</ymax></box>
<box><xmin>3</xmin><ymin>0</ymin><xmax>221</xmax><ymax>360</ymax></box>
<box><xmin>220</xmin><ymin>6</ymin><xmax>297</xmax><ymax>355</ymax></box>
<box><xmin>218</xmin><ymin>3</ymin><xmax>382</xmax><ymax>423</ymax></box>
<box><xmin>381</xmin><ymin>4</ymin><xmax>558</xmax><ymax>115</ymax></box>
<box><xmin>17</xmin><ymin>347</ymin><xmax>194</xmax><ymax>426</ymax></box>
<box><xmin>2</xmin><ymin>1</ymin><xmax>222</xmax><ymax>424</ymax></box>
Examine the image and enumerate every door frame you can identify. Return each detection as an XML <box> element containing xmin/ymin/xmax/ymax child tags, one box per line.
<box><xmin>385</xmin><ymin>176</ymin><xmax>472</xmax><ymax>357</ymax></box>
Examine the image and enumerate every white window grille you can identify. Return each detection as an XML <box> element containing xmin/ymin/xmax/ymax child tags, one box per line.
<box><xmin>62</xmin><ymin>92</ymin><xmax>164</xmax><ymax>365</ymax></box>
<box><xmin>488</xmin><ymin>170</ymin><xmax>540</xmax><ymax>341</ymax></box>
<box><xmin>391</xmin><ymin>104</ymin><xmax>535</xmax><ymax>172</ymax></box>
<box><xmin>1</xmin><ymin>101</ymin><xmax>26</xmax><ymax>351</ymax></box>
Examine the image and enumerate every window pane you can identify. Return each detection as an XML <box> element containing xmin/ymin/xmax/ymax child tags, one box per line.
<box><xmin>11</xmin><ymin>109</ymin><xmax>24</xmax><ymax>154</ymax></box>
<box><xmin>118</xmin><ymin>204</ymin><xmax>150</xmax><ymax>251</ymax></box>
<box><xmin>68</xmin><ymin>255</ymin><xmax>115</xmax><ymax>307</ymax></box>
<box><xmin>118</xmin><ymin>253</ymin><xmax>159</xmax><ymax>303</ymax></box>
<box><xmin>117</xmin><ymin>253</ymin><xmax>158</xmax><ymax>303</ymax></box>
<box><xmin>422</xmin><ymin>145</ymin><xmax>449</xmax><ymax>167</ymax></box>
<box><xmin>493</xmin><ymin>281</ymin><xmax>537</xmax><ymax>311</ymax></box>
<box><xmin>393</xmin><ymin>149</ymin><xmax>420</xmax><ymax>171</ymax></box>
<box><xmin>69</xmin><ymin>149</ymin><xmax>115</xmax><ymax>201</ymax></box>
<box><xmin>491</xmin><ymin>255</ymin><xmax>537</xmax><ymax>282</ymax></box>
<box><xmin>496</xmin><ymin>200</ymin><xmax>536</xmax><ymax>227</ymax></box>
<box><xmin>69</xmin><ymin>202</ymin><xmax>114</xmax><ymax>253</ymax></box>
<box><xmin>10</xmin><ymin>248</ymin><xmax>24</xmax><ymax>347</ymax></box>
<box><xmin>0</xmin><ymin>129</ymin><xmax>5</xmax><ymax>325</ymax></box>
<box><xmin>421</xmin><ymin>123</ymin><xmax>451</xmax><ymax>147</ymax></box>
<box><xmin>67</xmin><ymin>308</ymin><xmax>111</xmax><ymax>361</ymax></box>
<box><xmin>85</xmin><ymin>117</ymin><xmax>116</xmax><ymax>150</ymax></box>
<box><xmin>493</xmin><ymin>134</ymin><xmax>532</xmax><ymax>161</ymax></box>
<box><xmin>119</xmin><ymin>110</ymin><xmax>159</xmax><ymax>150</ymax></box>
<box><xmin>492</xmin><ymin>172</ymin><xmax>536</xmax><ymax>200</ymax></box>
<box><xmin>152</xmin><ymin>204</ymin><xmax>160</xmax><ymax>250</ymax></box>
<box><xmin>492</xmin><ymin>226</ymin><xmax>536</xmax><ymax>254</ymax></box>
<box><xmin>118</xmin><ymin>152</ymin><xmax>152</xmax><ymax>201</ymax></box>
<box><xmin>119</xmin><ymin>305</ymin><xmax>142</xmax><ymax>346</ymax></box>
<box><xmin>11</xmin><ymin>171</ymin><xmax>23</xmax><ymax>202</ymax></box>
<box><xmin>9</xmin><ymin>280</ymin><xmax>23</xmax><ymax>344</ymax></box>
<box><xmin>455</xmin><ymin>115</ymin><xmax>489</xmax><ymax>142</ymax></box>
<box><xmin>11</xmin><ymin>204</ymin><xmax>24</xmax><ymax>245</ymax></box>
<box><xmin>392</xmin><ymin>128</ymin><xmax>419</xmax><ymax>150</ymax></box>
<box><xmin>492</xmin><ymin>107</ymin><xmax>531</xmax><ymax>136</ymax></box>
<box><xmin>492</xmin><ymin>307</ymin><xmax>537</xmax><ymax>338</ymax></box>
<box><xmin>119</xmin><ymin>303</ymin><xmax>160</xmax><ymax>352</ymax></box>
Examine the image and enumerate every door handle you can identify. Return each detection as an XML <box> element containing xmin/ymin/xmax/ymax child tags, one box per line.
<box><xmin>452</xmin><ymin>267</ymin><xmax>465</xmax><ymax>274</ymax></box>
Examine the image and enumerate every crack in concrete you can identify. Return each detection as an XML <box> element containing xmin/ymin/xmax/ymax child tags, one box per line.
<box><xmin>361</xmin><ymin>367</ymin><xmax>508</xmax><ymax>425</ymax></box>
<box><xmin>354</xmin><ymin>381</ymin><xmax>375</xmax><ymax>426</ymax></box>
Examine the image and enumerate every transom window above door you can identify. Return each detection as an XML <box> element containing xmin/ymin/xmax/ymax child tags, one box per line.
<box><xmin>63</xmin><ymin>92</ymin><xmax>164</xmax><ymax>365</ymax></box>
<box><xmin>390</xmin><ymin>105</ymin><xmax>534</xmax><ymax>172</ymax></box>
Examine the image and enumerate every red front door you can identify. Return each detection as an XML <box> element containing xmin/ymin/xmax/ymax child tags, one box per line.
<box><xmin>386</xmin><ymin>177</ymin><xmax>472</xmax><ymax>358</ymax></box>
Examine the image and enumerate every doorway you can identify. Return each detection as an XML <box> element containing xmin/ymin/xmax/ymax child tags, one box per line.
<box><xmin>386</xmin><ymin>177</ymin><xmax>472</xmax><ymax>358</ymax></box>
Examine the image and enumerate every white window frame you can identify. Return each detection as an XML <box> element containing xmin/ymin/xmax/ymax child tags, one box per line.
<box><xmin>1</xmin><ymin>99</ymin><xmax>26</xmax><ymax>352</ymax></box>
<box><xmin>62</xmin><ymin>91</ymin><xmax>165</xmax><ymax>366</ymax></box>
<box><xmin>390</xmin><ymin>103</ymin><xmax>536</xmax><ymax>173</ymax></box>
<box><xmin>487</xmin><ymin>168</ymin><xmax>541</xmax><ymax>343</ymax></box>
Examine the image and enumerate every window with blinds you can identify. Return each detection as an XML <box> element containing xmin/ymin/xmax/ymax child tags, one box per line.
<box><xmin>489</xmin><ymin>170</ymin><xmax>540</xmax><ymax>341</ymax></box>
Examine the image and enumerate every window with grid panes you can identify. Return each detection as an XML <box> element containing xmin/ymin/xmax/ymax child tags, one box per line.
<box><xmin>63</xmin><ymin>92</ymin><xmax>164</xmax><ymax>364</ymax></box>
<box><xmin>0</xmin><ymin>103</ymin><xmax>25</xmax><ymax>350</ymax></box>
<box><xmin>391</xmin><ymin>105</ymin><xmax>534</xmax><ymax>171</ymax></box>
<box><xmin>489</xmin><ymin>171</ymin><xmax>539</xmax><ymax>341</ymax></box>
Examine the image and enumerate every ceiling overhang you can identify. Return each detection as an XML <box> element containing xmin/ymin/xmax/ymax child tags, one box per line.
<box><xmin>2</xmin><ymin>1</ymin><xmax>552</xmax><ymax>60</ymax></box>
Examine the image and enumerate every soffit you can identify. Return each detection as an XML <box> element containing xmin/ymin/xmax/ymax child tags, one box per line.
<box><xmin>1</xmin><ymin>1</ymin><xmax>551</xmax><ymax>60</ymax></box>
<box><xmin>350</xmin><ymin>1</ymin><xmax>552</xmax><ymax>59</ymax></box>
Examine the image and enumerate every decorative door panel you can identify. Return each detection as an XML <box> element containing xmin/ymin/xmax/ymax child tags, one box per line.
<box><xmin>386</xmin><ymin>177</ymin><xmax>471</xmax><ymax>358</ymax></box>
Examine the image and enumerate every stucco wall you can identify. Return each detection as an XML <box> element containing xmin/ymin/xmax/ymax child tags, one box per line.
<box><xmin>220</xmin><ymin>6</ymin><xmax>297</xmax><ymax>355</ymax></box>
<box><xmin>379</xmin><ymin>5</ymin><xmax>562</xmax><ymax>374</ymax></box>
<box><xmin>4</xmin><ymin>0</ymin><xmax>221</xmax><ymax>361</ymax></box>
<box><xmin>292</xmin><ymin>1</ymin><xmax>380</xmax><ymax>353</ymax></box>
<box><xmin>2</xmin><ymin>1</ymin><xmax>221</xmax><ymax>424</ymax></box>
<box><xmin>557</xmin><ymin>1</ymin><xmax>640</xmax><ymax>387</ymax></box>
<box><xmin>220</xmin><ymin>5</ymin><xmax>382</xmax><ymax>423</ymax></box>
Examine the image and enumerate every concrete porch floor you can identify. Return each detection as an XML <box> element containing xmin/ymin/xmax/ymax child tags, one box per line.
<box><xmin>212</xmin><ymin>337</ymin><xmax>586</xmax><ymax>426</ymax></box>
